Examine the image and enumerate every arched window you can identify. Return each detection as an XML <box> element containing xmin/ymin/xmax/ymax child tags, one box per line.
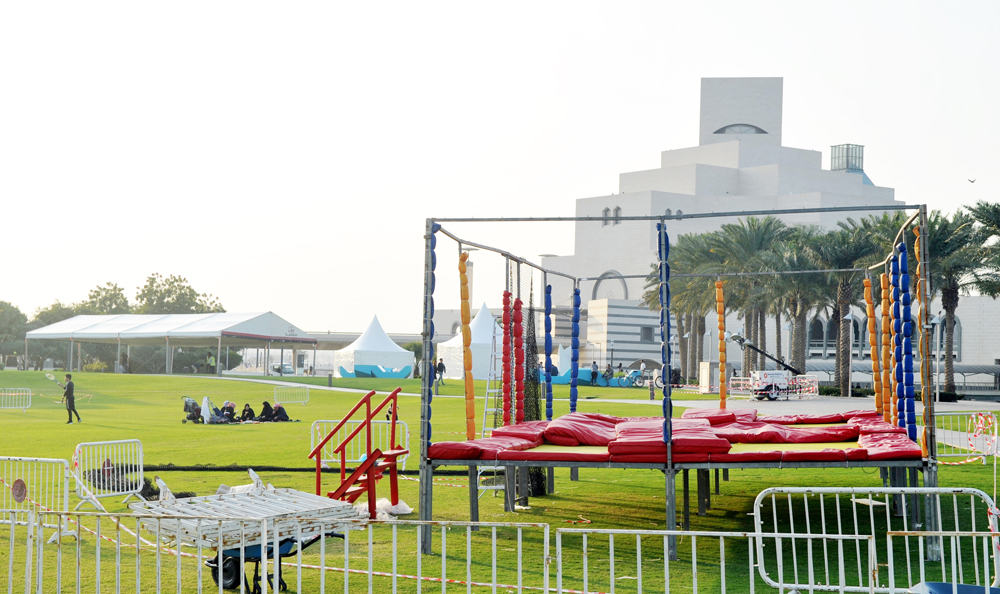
<box><xmin>613</xmin><ymin>206</ymin><xmax>622</xmax><ymax>225</ymax></box>
<box><xmin>808</xmin><ymin>318</ymin><xmax>824</xmax><ymax>350</ymax></box>
<box><xmin>602</xmin><ymin>207</ymin><xmax>611</xmax><ymax>227</ymax></box>
<box><xmin>713</xmin><ymin>123</ymin><xmax>768</xmax><ymax>135</ymax></box>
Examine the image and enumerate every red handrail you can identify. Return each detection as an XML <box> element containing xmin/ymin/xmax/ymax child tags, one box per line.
<box><xmin>309</xmin><ymin>390</ymin><xmax>376</xmax><ymax>460</ymax></box>
<box><xmin>311</xmin><ymin>387</ymin><xmax>403</xmax><ymax>496</ymax></box>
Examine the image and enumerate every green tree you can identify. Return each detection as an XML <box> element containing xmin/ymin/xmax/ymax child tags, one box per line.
<box><xmin>0</xmin><ymin>301</ymin><xmax>28</xmax><ymax>369</ymax></box>
<box><xmin>134</xmin><ymin>274</ymin><xmax>225</xmax><ymax>314</ymax></box>
<box><xmin>810</xmin><ymin>225</ymin><xmax>879</xmax><ymax>396</ymax></box>
<box><xmin>78</xmin><ymin>282</ymin><xmax>131</xmax><ymax>314</ymax></box>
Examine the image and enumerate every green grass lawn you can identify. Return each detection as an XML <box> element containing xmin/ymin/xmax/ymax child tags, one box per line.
<box><xmin>0</xmin><ymin>370</ymin><xmax>995</xmax><ymax>592</ymax></box>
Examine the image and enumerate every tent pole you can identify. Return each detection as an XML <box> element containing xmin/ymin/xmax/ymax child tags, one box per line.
<box><xmin>77</xmin><ymin>343</ymin><xmax>81</xmax><ymax>373</ymax></box>
<box><xmin>116</xmin><ymin>339</ymin><xmax>121</xmax><ymax>374</ymax></box>
<box><xmin>217</xmin><ymin>337</ymin><xmax>222</xmax><ymax>376</ymax></box>
<box><xmin>68</xmin><ymin>339</ymin><xmax>73</xmax><ymax>372</ymax></box>
<box><xmin>165</xmin><ymin>338</ymin><xmax>169</xmax><ymax>374</ymax></box>
<box><xmin>312</xmin><ymin>345</ymin><xmax>317</xmax><ymax>376</ymax></box>
<box><xmin>226</xmin><ymin>346</ymin><xmax>229</xmax><ymax>371</ymax></box>
<box><xmin>126</xmin><ymin>345</ymin><xmax>130</xmax><ymax>373</ymax></box>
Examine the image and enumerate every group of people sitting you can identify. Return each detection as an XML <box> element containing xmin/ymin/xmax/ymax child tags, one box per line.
<box><xmin>222</xmin><ymin>401</ymin><xmax>290</xmax><ymax>423</ymax></box>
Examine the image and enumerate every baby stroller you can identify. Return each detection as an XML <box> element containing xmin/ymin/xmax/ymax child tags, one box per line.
<box><xmin>201</xmin><ymin>396</ymin><xmax>228</xmax><ymax>424</ymax></box>
<box><xmin>182</xmin><ymin>397</ymin><xmax>203</xmax><ymax>424</ymax></box>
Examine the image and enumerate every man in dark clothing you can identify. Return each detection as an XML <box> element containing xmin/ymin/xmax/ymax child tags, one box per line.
<box><xmin>435</xmin><ymin>359</ymin><xmax>446</xmax><ymax>386</ymax></box>
<box><xmin>61</xmin><ymin>374</ymin><xmax>81</xmax><ymax>424</ymax></box>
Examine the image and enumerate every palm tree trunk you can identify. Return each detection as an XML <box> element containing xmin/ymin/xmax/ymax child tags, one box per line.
<box><xmin>677</xmin><ymin>314</ymin><xmax>688</xmax><ymax>383</ymax></box>
<box><xmin>942</xmin><ymin>287</ymin><xmax>959</xmax><ymax>393</ymax></box>
<box><xmin>742</xmin><ymin>309</ymin><xmax>752</xmax><ymax>376</ymax></box>
<box><xmin>748</xmin><ymin>309</ymin><xmax>758</xmax><ymax>372</ymax></box>
<box><xmin>838</xmin><ymin>282</ymin><xmax>852</xmax><ymax>396</ymax></box>
<box><xmin>697</xmin><ymin>315</ymin><xmax>706</xmax><ymax>369</ymax></box>
<box><xmin>831</xmin><ymin>303</ymin><xmax>841</xmax><ymax>387</ymax></box>
<box><xmin>775</xmin><ymin>309</ymin><xmax>783</xmax><ymax>364</ymax></box>
<box><xmin>758</xmin><ymin>307</ymin><xmax>767</xmax><ymax>370</ymax></box>
<box><xmin>793</xmin><ymin>303</ymin><xmax>808</xmax><ymax>373</ymax></box>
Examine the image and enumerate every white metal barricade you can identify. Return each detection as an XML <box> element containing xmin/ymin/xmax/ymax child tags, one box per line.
<box><xmin>0</xmin><ymin>388</ymin><xmax>31</xmax><ymax>411</ymax></box>
<box><xmin>0</xmin><ymin>457</ymin><xmax>72</xmax><ymax>517</ymax></box>
<box><xmin>556</xmin><ymin>527</ymin><xmax>875</xmax><ymax>594</ymax></box>
<box><xmin>274</xmin><ymin>385</ymin><xmax>309</xmax><ymax>406</ymax></box>
<box><xmin>888</xmin><ymin>530</ymin><xmax>1000</xmax><ymax>593</ymax></box>
<box><xmin>920</xmin><ymin>411</ymin><xmax>999</xmax><ymax>463</ymax></box>
<box><xmin>311</xmin><ymin>419</ymin><xmax>411</xmax><ymax>471</ymax></box>
<box><xmin>789</xmin><ymin>374</ymin><xmax>819</xmax><ymax>397</ymax></box>
<box><xmin>727</xmin><ymin>376</ymin><xmax>753</xmax><ymax>399</ymax></box>
<box><xmin>72</xmin><ymin>439</ymin><xmax>144</xmax><ymax>509</ymax></box>
<box><xmin>3</xmin><ymin>511</ymin><xmax>548</xmax><ymax>594</ymax></box>
<box><xmin>753</xmin><ymin>486</ymin><xmax>1000</xmax><ymax>592</ymax></box>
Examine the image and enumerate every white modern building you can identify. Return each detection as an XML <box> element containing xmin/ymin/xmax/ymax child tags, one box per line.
<box><xmin>434</xmin><ymin>77</ymin><xmax>1000</xmax><ymax>390</ymax></box>
<box><xmin>542</xmin><ymin>77</ymin><xmax>901</xmax><ymax>306</ymax></box>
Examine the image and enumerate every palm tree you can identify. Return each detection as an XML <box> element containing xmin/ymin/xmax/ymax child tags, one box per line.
<box><xmin>921</xmin><ymin>210</ymin><xmax>991</xmax><ymax>392</ymax></box>
<box><xmin>708</xmin><ymin>217</ymin><xmax>791</xmax><ymax>375</ymax></box>
<box><xmin>810</xmin><ymin>226</ymin><xmax>879</xmax><ymax>396</ymax></box>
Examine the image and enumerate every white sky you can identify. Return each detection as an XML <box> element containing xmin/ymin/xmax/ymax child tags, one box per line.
<box><xmin>2</xmin><ymin>1</ymin><xmax>996</xmax><ymax>333</ymax></box>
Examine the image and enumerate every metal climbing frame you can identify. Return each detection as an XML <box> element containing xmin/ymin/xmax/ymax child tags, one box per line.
<box><xmin>419</xmin><ymin>204</ymin><xmax>927</xmax><ymax>554</ymax></box>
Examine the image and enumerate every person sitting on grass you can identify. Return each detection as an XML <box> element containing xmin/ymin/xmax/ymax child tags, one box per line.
<box><xmin>240</xmin><ymin>403</ymin><xmax>255</xmax><ymax>422</ymax></box>
<box><xmin>221</xmin><ymin>401</ymin><xmax>236</xmax><ymax>422</ymax></box>
<box><xmin>257</xmin><ymin>401</ymin><xmax>275</xmax><ymax>422</ymax></box>
<box><xmin>272</xmin><ymin>404</ymin><xmax>290</xmax><ymax>422</ymax></box>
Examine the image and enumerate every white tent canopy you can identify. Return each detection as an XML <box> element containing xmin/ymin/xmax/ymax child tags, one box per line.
<box><xmin>26</xmin><ymin>312</ymin><xmax>316</xmax><ymax>347</ymax></box>
<box><xmin>332</xmin><ymin>316</ymin><xmax>414</xmax><ymax>377</ymax></box>
<box><xmin>438</xmin><ymin>303</ymin><xmax>500</xmax><ymax>380</ymax></box>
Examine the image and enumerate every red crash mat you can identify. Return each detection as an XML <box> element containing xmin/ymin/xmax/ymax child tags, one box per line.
<box><xmin>671</xmin><ymin>430</ymin><xmax>732</xmax><ymax>454</ymax></box>
<box><xmin>761</xmin><ymin>413</ymin><xmax>845</xmax><ymax>425</ymax></box>
<box><xmin>710</xmin><ymin>450</ymin><xmax>782</xmax><ymax>463</ymax></box>
<box><xmin>496</xmin><ymin>448</ymin><xmax>611</xmax><ymax>462</ymax></box>
<box><xmin>428</xmin><ymin>441</ymin><xmax>481</xmax><ymax>460</ymax></box>
<box><xmin>544</xmin><ymin>413</ymin><xmax>620</xmax><ymax>447</ymax></box>
<box><xmin>490</xmin><ymin>421</ymin><xmax>549</xmax><ymax>446</ymax></box>
<box><xmin>476</xmin><ymin>437</ymin><xmax>539</xmax><ymax>459</ymax></box>
<box><xmin>609</xmin><ymin>453</ymin><xmax>668</xmax><ymax>463</ymax></box>
<box><xmin>858</xmin><ymin>433</ymin><xmax>923</xmax><ymax>460</ymax></box>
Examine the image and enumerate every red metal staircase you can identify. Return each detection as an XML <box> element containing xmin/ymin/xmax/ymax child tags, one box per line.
<box><xmin>309</xmin><ymin>387</ymin><xmax>407</xmax><ymax>519</ymax></box>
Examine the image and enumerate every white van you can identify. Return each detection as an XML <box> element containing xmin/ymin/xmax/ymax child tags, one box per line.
<box><xmin>750</xmin><ymin>370</ymin><xmax>789</xmax><ymax>400</ymax></box>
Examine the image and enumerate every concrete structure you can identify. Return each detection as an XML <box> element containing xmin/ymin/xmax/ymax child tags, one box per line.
<box><xmin>542</xmin><ymin>77</ymin><xmax>901</xmax><ymax>308</ymax></box>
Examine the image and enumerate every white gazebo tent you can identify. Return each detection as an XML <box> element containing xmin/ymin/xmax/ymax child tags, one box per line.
<box><xmin>25</xmin><ymin>312</ymin><xmax>316</xmax><ymax>375</ymax></box>
<box><xmin>332</xmin><ymin>316</ymin><xmax>414</xmax><ymax>377</ymax></box>
<box><xmin>438</xmin><ymin>303</ymin><xmax>500</xmax><ymax>380</ymax></box>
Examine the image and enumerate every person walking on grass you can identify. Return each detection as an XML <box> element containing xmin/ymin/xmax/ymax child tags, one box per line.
<box><xmin>58</xmin><ymin>373</ymin><xmax>81</xmax><ymax>424</ymax></box>
<box><xmin>435</xmin><ymin>358</ymin><xmax>446</xmax><ymax>387</ymax></box>
<box><xmin>590</xmin><ymin>361</ymin><xmax>598</xmax><ymax>386</ymax></box>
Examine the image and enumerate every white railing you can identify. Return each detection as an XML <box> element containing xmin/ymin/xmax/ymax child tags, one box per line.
<box><xmin>311</xmin><ymin>419</ymin><xmax>411</xmax><ymax>471</ymax></box>
<box><xmin>72</xmin><ymin>439</ymin><xmax>144</xmax><ymax>508</ymax></box>
<box><xmin>0</xmin><ymin>388</ymin><xmax>31</xmax><ymax>411</ymax></box>
<box><xmin>790</xmin><ymin>374</ymin><xmax>819</xmax><ymax>397</ymax></box>
<box><xmin>2</xmin><ymin>511</ymin><xmax>549</xmax><ymax>594</ymax></box>
<box><xmin>274</xmin><ymin>385</ymin><xmax>310</xmax><ymax>406</ymax></box>
<box><xmin>919</xmin><ymin>411</ymin><xmax>999</xmax><ymax>463</ymax></box>
<box><xmin>888</xmin><ymin>530</ymin><xmax>1000</xmax><ymax>593</ymax></box>
<box><xmin>753</xmin><ymin>487</ymin><xmax>1000</xmax><ymax>592</ymax></box>
<box><xmin>727</xmin><ymin>376</ymin><xmax>753</xmax><ymax>398</ymax></box>
<box><xmin>556</xmin><ymin>527</ymin><xmax>875</xmax><ymax>594</ymax></box>
<box><xmin>0</xmin><ymin>457</ymin><xmax>72</xmax><ymax>516</ymax></box>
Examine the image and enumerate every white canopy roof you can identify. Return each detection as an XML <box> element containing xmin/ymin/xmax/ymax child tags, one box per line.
<box><xmin>337</xmin><ymin>316</ymin><xmax>410</xmax><ymax>354</ymax></box>
<box><xmin>440</xmin><ymin>304</ymin><xmax>500</xmax><ymax>347</ymax></box>
<box><xmin>332</xmin><ymin>316</ymin><xmax>414</xmax><ymax>375</ymax></box>
<box><xmin>26</xmin><ymin>312</ymin><xmax>316</xmax><ymax>347</ymax></box>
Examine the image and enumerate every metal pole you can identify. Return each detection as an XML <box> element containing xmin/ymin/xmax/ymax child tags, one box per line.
<box><xmin>116</xmin><ymin>339</ymin><xmax>121</xmax><ymax>374</ymax></box>
<box><xmin>23</xmin><ymin>337</ymin><xmax>28</xmax><ymax>371</ymax></box>
<box><xmin>312</xmin><ymin>345</ymin><xmax>317</xmax><ymax>376</ymax></box>
<box><xmin>217</xmin><ymin>337</ymin><xmax>222</xmax><ymax>376</ymax></box>
<box><xmin>418</xmin><ymin>219</ymin><xmax>435</xmax><ymax>553</ymax></box>
<box><xmin>165</xmin><ymin>338</ymin><xmax>169</xmax><ymax>374</ymax></box>
<box><xmin>279</xmin><ymin>347</ymin><xmax>284</xmax><ymax>376</ymax></box>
